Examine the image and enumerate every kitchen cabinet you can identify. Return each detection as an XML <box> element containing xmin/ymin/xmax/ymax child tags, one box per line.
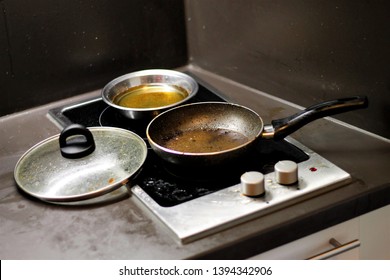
<box><xmin>360</xmin><ymin>204</ymin><xmax>390</xmax><ymax>259</ymax></box>
<box><xmin>249</xmin><ymin>205</ymin><xmax>390</xmax><ymax>260</ymax></box>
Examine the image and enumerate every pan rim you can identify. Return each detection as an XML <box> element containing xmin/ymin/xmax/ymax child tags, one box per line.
<box><xmin>101</xmin><ymin>69</ymin><xmax>199</xmax><ymax>112</ymax></box>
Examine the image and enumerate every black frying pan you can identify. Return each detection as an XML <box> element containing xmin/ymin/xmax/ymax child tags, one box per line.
<box><xmin>146</xmin><ymin>96</ymin><xmax>368</xmax><ymax>166</ymax></box>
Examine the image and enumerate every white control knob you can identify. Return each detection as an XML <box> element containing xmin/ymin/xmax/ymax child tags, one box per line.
<box><xmin>274</xmin><ymin>160</ymin><xmax>298</xmax><ymax>185</ymax></box>
<box><xmin>241</xmin><ymin>171</ymin><xmax>265</xmax><ymax>197</ymax></box>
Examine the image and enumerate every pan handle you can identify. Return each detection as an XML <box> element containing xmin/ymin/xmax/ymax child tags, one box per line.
<box><xmin>264</xmin><ymin>96</ymin><xmax>368</xmax><ymax>140</ymax></box>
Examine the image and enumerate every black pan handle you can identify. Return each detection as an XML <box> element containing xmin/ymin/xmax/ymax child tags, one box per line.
<box><xmin>59</xmin><ymin>124</ymin><xmax>96</xmax><ymax>159</ymax></box>
<box><xmin>267</xmin><ymin>96</ymin><xmax>368</xmax><ymax>140</ymax></box>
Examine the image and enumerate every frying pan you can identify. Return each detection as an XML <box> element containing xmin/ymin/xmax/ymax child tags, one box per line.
<box><xmin>146</xmin><ymin>96</ymin><xmax>368</xmax><ymax>166</ymax></box>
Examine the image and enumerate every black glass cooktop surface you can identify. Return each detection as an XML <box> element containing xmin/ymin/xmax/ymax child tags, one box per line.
<box><xmin>49</xmin><ymin>79</ymin><xmax>309</xmax><ymax>207</ymax></box>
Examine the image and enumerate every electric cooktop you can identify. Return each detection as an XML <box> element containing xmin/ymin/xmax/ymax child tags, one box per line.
<box><xmin>48</xmin><ymin>74</ymin><xmax>351</xmax><ymax>243</ymax></box>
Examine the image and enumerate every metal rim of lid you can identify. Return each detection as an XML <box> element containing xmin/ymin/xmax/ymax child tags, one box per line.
<box><xmin>14</xmin><ymin>126</ymin><xmax>148</xmax><ymax>203</ymax></box>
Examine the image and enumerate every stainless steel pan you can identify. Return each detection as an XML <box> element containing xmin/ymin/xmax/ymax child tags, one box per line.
<box><xmin>101</xmin><ymin>69</ymin><xmax>198</xmax><ymax>120</ymax></box>
<box><xmin>146</xmin><ymin>96</ymin><xmax>368</xmax><ymax>166</ymax></box>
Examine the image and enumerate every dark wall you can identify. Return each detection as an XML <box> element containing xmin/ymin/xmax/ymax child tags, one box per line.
<box><xmin>186</xmin><ymin>0</ymin><xmax>390</xmax><ymax>138</ymax></box>
<box><xmin>0</xmin><ymin>0</ymin><xmax>187</xmax><ymax>116</ymax></box>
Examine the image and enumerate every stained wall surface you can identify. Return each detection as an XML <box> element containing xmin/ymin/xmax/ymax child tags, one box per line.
<box><xmin>0</xmin><ymin>0</ymin><xmax>187</xmax><ymax>116</ymax></box>
<box><xmin>186</xmin><ymin>0</ymin><xmax>390</xmax><ymax>138</ymax></box>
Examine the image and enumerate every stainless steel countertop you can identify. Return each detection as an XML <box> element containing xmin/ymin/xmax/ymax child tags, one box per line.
<box><xmin>1</xmin><ymin>65</ymin><xmax>389</xmax><ymax>259</ymax></box>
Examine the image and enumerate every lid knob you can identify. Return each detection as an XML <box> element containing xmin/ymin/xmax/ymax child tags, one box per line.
<box><xmin>241</xmin><ymin>171</ymin><xmax>265</xmax><ymax>197</ymax></box>
<box><xmin>59</xmin><ymin>124</ymin><xmax>96</xmax><ymax>159</ymax></box>
<box><xmin>274</xmin><ymin>160</ymin><xmax>298</xmax><ymax>185</ymax></box>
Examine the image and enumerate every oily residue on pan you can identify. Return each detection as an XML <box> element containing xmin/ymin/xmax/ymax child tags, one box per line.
<box><xmin>162</xmin><ymin>128</ymin><xmax>249</xmax><ymax>153</ymax></box>
<box><xmin>113</xmin><ymin>84</ymin><xmax>188</xmax><ymax>108</ymax></box>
